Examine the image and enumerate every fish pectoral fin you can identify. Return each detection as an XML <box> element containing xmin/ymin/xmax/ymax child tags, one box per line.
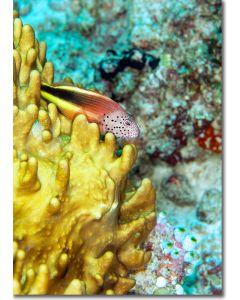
<box><xmin>57</xmin><ymin>103</ymin><xmax>82</xmax><ymax>120</ymax></box>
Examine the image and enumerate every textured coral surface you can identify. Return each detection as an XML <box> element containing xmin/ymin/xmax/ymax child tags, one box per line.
<box><xmin>13</xmin><ymin>15</ymin><xmax>156</xmax><ymax>295</ymax></box>
<box><xmin>15</xmin><ymin>0</ymin><xmax>222</xmax><ymax>295</ymax></box>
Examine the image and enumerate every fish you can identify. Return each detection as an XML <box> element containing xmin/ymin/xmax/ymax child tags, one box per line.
<box><xmin>40</xmin><ymin>82</ymin><xmax>140</xmax><ymax>140</ymax></box>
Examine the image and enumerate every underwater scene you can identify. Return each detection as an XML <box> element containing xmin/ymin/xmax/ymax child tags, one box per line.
<box><xmin>13</xmin><ymin>0</ymin><xmax>222</xmax><ymax>296</ymax></box>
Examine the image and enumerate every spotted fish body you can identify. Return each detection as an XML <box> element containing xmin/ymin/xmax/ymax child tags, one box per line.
<box><xmin>102</xmin><ymin>110</ymin><xmax>140</xmax><ymax>139</ymax></box>
<box><xmin>40</xmin><ymin>82</ymin><xmax>140</xmax><ymax>139</ymax></box>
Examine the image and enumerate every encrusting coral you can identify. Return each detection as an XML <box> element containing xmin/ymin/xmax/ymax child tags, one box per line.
<box><xmin>13</xmin><ymin>13</ymin><xmax>156</xmax><ymax>295</ymax></box>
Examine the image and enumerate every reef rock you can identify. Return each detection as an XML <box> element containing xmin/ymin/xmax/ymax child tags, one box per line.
<box><xmin>13</xmin><ymin>15</ymin><xmax>156</xmax><ymax>295</ymax></box>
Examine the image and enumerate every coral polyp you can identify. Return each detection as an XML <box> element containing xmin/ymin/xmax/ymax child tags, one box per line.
<box><xmin>13</xmin><ymin>15</ymin><xmax>156</xmax><ymax>295</ymax></box>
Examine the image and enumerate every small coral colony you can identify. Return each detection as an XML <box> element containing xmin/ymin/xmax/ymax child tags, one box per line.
<box><xmin>13</xmin><ymin>0</ymin><xmax>222</xmax><ymax>296</ymax></box>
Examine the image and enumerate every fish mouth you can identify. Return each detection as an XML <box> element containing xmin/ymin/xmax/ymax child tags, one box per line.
<box><xmin>134</xmin><ymin>124</ymin><xmax>141</xmax><ymax>138</ymax></box>
<box><xmin>126</xmin><ymin>126</ymin><xmax>140</xmax><ymax>140</ymax></box>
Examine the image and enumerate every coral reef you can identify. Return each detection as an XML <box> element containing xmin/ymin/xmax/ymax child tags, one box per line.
<box><xmin>16</xmin><ymin>0</ymin><xmax>222</xmax><ymax>295</ymax></box>
<box><xmin>129</xmin><ymin>194</ymin><xmax>222</xmax><ymax>296</ymax></box>
<box><xmin>13</xmin><ymin>15</ymin><xmax>156</xmax><ymax>295</ymax></box>
<box><xmin>129</xmin><ymin>212</ymin><xmax>195</xmax><ymax>295</ymax></box>
<box><xmin>196</xmin><ymin>189</ymin><xmax>221</xmax><ymax>224</ymax></box>
<box><xmin>161</xmin><ymin>174</ymin><xmax>195</xmax><ymax>206</ymax></box>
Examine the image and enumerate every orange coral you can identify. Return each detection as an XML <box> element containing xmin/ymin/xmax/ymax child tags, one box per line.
<box><xmin>197</xmin><ymin>125</ymin><xmax>222</xmax><ymax>153</ymax></box>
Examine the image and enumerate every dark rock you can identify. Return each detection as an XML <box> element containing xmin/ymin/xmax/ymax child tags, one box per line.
<box><xmin>99</xmin><ymin>48</ymin><xmax>160</xmax><ymax>80</ymax></box>
<box><xmin>161</xmin><ymin>174</ymin><xmax>195</xmax><ymax>205</ymax></box>
<box><xmin>196</xmin><ymin>189</ymin><xmax>221</xmax><ymax>223</ymax></box>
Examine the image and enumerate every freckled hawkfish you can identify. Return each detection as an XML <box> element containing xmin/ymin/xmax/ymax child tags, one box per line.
<box><xmin>40</xmin><ymin>82</ymin><xmax>140</xmax><ymax>140</ymax></box>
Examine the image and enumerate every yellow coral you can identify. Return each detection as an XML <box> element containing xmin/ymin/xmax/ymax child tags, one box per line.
<box><xmin>13</xmin><ymin>16</ymin><xmax>156</xmax><ymax>295</ymax></box>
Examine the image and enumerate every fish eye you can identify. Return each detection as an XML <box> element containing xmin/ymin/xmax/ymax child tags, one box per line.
<box><xmin>125</xmin><ymin>120</ymin><xmax>131</xmax><ymax>126</ymax></box>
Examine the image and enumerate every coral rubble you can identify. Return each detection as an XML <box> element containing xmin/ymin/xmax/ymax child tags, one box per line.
<box><xmin>13</xmin><ymin>16</ymin><xmax>156</xmax><ymax>295</ymax></box>
<box><xmin>129</xmin><ymin>212</ymin><xmax>201</xmax><ymax>295</ymax></box>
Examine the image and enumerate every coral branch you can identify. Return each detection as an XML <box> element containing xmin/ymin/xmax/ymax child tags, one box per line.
<box><xmin>13</xmin><ymin>16</ymin><xmax>156</xmax><ymax>295</ymax></box>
